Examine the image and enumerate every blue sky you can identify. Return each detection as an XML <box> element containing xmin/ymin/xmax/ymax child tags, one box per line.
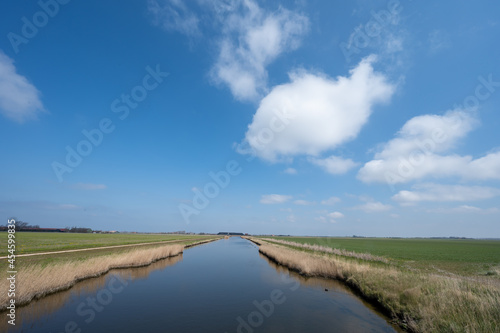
<box><xmin>1</xmin><ymin>0</ymin><xmax>499</xmax><ymax>237</ymax></box>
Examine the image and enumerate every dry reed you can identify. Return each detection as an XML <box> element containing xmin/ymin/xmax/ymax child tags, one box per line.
<box><xmin>0</xmin><ymin>244</ymin><xmax>184</xmax><ymax>310</ymax></box>
<box><xmin>261</xmin><ymin>237</ymin><xmax>390</xmax><ymax>263</ymax></box>
<box><xmin>256</xmin><ymin>239</ymin><xmax>500</xmax><ymax>333</ymax></box>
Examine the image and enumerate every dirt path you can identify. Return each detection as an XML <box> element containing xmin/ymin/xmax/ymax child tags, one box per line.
<box><xmin>0</xmin><ymin>238</ymin><xmax>201</xmax><ymax>259</ymax></box>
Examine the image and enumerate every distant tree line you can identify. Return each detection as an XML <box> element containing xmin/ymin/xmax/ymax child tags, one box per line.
<box><xmin>65</xmin><ymin>227</ymin><xmax>93</xmax><ymax>233</ymax></box>
<box><xmin>2</xmin><ymin>218</ymin><xmax>92</xmax><ymax>233</ymax></box>
<box><xmin>3</xmin><ymin>219</ymin><xmax>40</xmax><ymax>231</ymax></box>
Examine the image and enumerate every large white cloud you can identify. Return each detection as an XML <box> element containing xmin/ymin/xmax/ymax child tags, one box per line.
<box><xmin>0</xmin><ymin>51</ymin><xmax>44</xmax><ymax>123</ymax></box>
<box><xmin>240</xmin><ymin>56</ymin><xmax>395</xmax><ymax>161</ymax></box>
<box><xmin>358</xmin><ymin>110</ymin><xmax>500</xmax><ymax>184</ymax></box>
<box><xmin>392</xmin><ymin>183</ymin><xmax>500</xmax><ymax>204</ymax></box>
<box><xmin>210</xmin><ymin>1</ymin><xmax>309</xmax><ymax>101</ymax></box>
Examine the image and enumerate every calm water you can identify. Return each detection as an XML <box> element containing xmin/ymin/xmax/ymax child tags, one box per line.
<box><xmin>4</xmin><ymin>238</ymin><xmax>398</xmax><ymax>332</ymax></box>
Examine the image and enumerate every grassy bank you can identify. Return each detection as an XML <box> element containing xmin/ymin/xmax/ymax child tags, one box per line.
<box><xmin>0</xmin><ymin>238</ymin><xmax>220</xmax><ymax>311</ymax></box>
<box><xmin>269</xmin><ymin>236</ymin><xmax>500</xmax><ymax>276</ymax></box>
<box><xmin>0</xmin><ymin>232</ymin><xmax>216</xmax><ymax>256</ymax></box>
<box><xmin>252</xmin><ymin>237</ymin><xmax>500</xmax><ymax>332</ymax></box>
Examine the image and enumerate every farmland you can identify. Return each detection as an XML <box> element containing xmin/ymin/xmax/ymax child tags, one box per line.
<box><xmin>0</xmin><ymin>232</ymin><xmax>216</xmax><ymax>256</ymax></box>
<box><xmin>267</xmin><ymin>236</ymin><xmax>500</xmax><ymax>276</ymax></box>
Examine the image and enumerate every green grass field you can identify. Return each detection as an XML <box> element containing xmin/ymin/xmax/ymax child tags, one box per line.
<box><xmin>0</xmin><ymin>232</ymin><xmax>216</xmax><ymax>256</ymax></box>
<box><xmin>269</xmin><ymin>236</ymin><xmax>500</xmax><ymax>276</ymax></box>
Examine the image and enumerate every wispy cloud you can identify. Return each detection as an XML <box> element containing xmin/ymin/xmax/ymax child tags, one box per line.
<box><xmin>355</xmin><ymin>201</ymin><xmax>392</xmax><ymax>213</ymax></box>
<box><xmin>148</xmin><ymin>0</ymin><xmax>309</xmax><ymax>101</ymax></box>
<box><xmin>317</xmin><ymin>211</ymin><xmax>344</xmax><ymax>223</ymax></box>
<box><xmin>428</xmin><ymin>29</ymin><xmax>451</xmax><ymax>54</ymax></box>
<box><xmin>283</xmin><ymin>167</ymin><xmax>297</xmax><ymax>175</ymax></box>
<box><xmin>427</xmin><ymin>205</ymin><xmax>499</xmax><ymax>214</ymax></box>
<box><xmin>147</xmin><ymin>0</ymin><xmax>201</xmax><ymax>36</ymax></box>
<box><xmin>0</xmin><ymin>51</ymin><xmax>45</xmax><ymax>123</ymax></box>
<box><xmin>293</xmin><ymin>199</ymin><xmax>315</xmax><ymax>206</ymax></box>
<box><xmin>309</xmin><ymin>155</ymin><xmax>358</xmax><ymax>175</ymax></box>
<box><xmin>340</xmin><ymin>4</ymin><xmax>405</xmax><ymax>64</ymax></box>
<box><xmin>72</xmin><ymin>183</ymin><xmax>107</xmax><ymax>190</ymax></box>
<box><xmin>321</xmin><ymin>197</ymin><xmax>341</xmax><ymax>205</ymax></box>
<box><xmin>56</xmin><ymin>204</ymin><xmax>81</xmax><ymax>210</ymax></box>
<box><xmin>260</xmin><ymin>194</ymin><xmax>292</xmax><ymax>204</ymax></box>
<box><xmin>392</xmin><ymin>183</ymin><xmax>500</xmax><ymax>204</ymax></box>
<box><xmin>210</xmin><ymin>1</ymin><xmax>309</xmax><ymax>101</ymax></box>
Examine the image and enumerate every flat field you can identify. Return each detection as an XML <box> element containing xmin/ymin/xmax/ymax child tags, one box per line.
<box><xmin>269</xmin><ymin>236</ymin><xmax>500</xmax><ymax>276</ymax></box>
<box><xmin>0</xmin><ymin>232</ymin><xmax>216</xmax><ymax>256</ymax></box>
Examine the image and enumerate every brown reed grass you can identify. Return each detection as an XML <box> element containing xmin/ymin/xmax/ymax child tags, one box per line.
<box><xmin>255</xmin><ymin>238</ymin><xmax>500</xmax><ymax>333</ymax></box>
<box><xmin>0</xmin><ymin>244</ymin><xmax>184</xmax><ymax>310</ymax></box>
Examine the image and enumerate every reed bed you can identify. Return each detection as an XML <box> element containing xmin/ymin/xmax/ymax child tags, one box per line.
<box><xmin>256</xmin><ymin>239</ymin><xmax>500</xmax><ymax>333</ymax></box>
<box><xmin>0</xmin><ymin>244</ymin><xmax>184</xmax><ymax>311</ymax></box>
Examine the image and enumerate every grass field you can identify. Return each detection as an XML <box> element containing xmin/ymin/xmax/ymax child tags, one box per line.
<box><xmin>0</xmin><ymin>232</ymin><xmax>216</xmax><ymax>256</ymax></box>
<box><xmin>269</xmin><ymin>236</ymin><xmax>500</xmax><ymax>276</ymax></box>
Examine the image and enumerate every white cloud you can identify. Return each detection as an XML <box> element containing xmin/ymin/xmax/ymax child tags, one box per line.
<box><xmin>148</xmin><ymin>0</ymin><xmax>200</xmax><ymax>36</ymax></box>
<box><xmin>328</xmin><ymin>211</ymin><xmax>344</xmax><ymax>219</ymax></box>
<box><xmin>293</xmin><ymin>199</ymin><xmax>315</xmax><ymax>206</ymax></box>
<box><xmin>0</xmin><ymin>51</ymin><xmax>45</xmax><ymax>123</ymax></box>
<box><xmin>149</xmin><ymin>0</ymin><xmax>308</xmax><ymax>101</ymax></box>
<box><xmin>72</xmin><ymin>183</ymin><xmax>107</xmax><ymax>190</ymax></box>
<box><xmin>241</xmin><ymin>56</ymin><xmax>395</xmax><ymax>161</ymax></box>
<box><xmin>355</xmin><ymin>201</ymin><xmax>392</xmax><ymax>213</ymax></box>
<box><xmin>286</xmin><ymin>214</ymin><xmax>296</xmax><ymax>222</ymax></box>
<box><xmin>315</xmin><ymin>216</ymin><xmax>327</xmax><ymax>223</ymax></box>
<box><xmin>260</xmin><ymin>194</ymin><xmax>292</xmax><ymax>204</ymax></box>
<box><xmin>358</xmin><ymin>110</ymin><xmax>500</xmax><ymax>184</ymax></box>
<box><xmin>427</xmin><ymin>205</ymin><xmax>499</xmax><ymax>214</ymax></box>
<box><xmin>210</xmin><ymin>1</ymin><xmax>309</xmax><ymax>101</ymax></box>
<box><xmin>321</xmin><ymin>197</ymin><xmax>341</xmax><ymax>205</ymax></box>
<box><xmin>317</xmin><ymin>211</ymin><xmax>344</xmax><ymax>223</ymax></box>
<box><xmin>392</xmin><ymin>183</ymin><xmax>500</xmax><ymax>204</ymax></box>
<box><xmin>283</xmin><ymin>167</ymin><xmax>297</xmax><ymax>175</ymax></box>
<box><xmin>309</xmin><ymin>155</ymin><xmax>358</xmax><ymax>175</ymax></box>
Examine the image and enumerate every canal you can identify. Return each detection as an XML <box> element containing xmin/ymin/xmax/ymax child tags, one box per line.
<box><xmin>5</xmin><ymin>237</ymin><xmax>398</xmax><ymax>332</ymax></box>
